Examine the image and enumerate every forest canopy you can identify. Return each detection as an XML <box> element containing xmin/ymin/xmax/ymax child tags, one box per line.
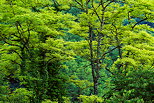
<box><xmin>0</xmin><ymin>0</ymin><xmax>154</xmax><ymax>103</ymax></box>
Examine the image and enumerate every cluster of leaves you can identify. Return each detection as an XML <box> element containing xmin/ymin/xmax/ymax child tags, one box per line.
<box><xmin>78</xmin><ymin>95</ymin><xmax>103</xmax><ymax>103</ymax></box>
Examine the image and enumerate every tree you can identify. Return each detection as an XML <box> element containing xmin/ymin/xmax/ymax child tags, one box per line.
<box><xmin>62</xmin><ymin>0</ymin><xmax>154</xmax><ymax>96</ymax></box>
<box><xmin>0</xmin><ymin>0</ymin><xmax>75</xmax><ymax>102</ymax></box>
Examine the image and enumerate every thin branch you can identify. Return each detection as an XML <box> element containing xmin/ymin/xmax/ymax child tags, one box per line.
<box><xmin>103</xmin><ymin>1</ymin><xmax>113</xmax><ymax>10</ymax></box>
<box><xmin>86</xmin><ymin>0</ymin><xmax>90</xmax><ymax>5</ymax></box>
<box><xmin>111</xmin><ymin>23</ymin><xmax>122</xmax><ymax>58</ymax></box>
<box><xmin>11</xmin><ymin>33</ymin><xmax>20</xmax><ymax>38</ymax></box>
<box><xmin>10</xmin><ymin>50</ymin><xmax>23</xmax><ymax>60</ymax></box>
<box><xmin>105</xmin><ymin>67</ymin><xmax>114</xmax><ymax>75</ymax></box>
<box><xmin>132</xmin><ymin>17</ymin><xmax>148</xmax><ymax>29</ymax></box>
<box><xmin>16</xmin><ymin>21</ymin><xmax>24</xmax><ymax>31</ymax></box>
<box><xmin>15</xmin><ymin>21</ymin><xmax>23</xmax><ymax>39</ymax></box>
<box><xmin>91</xmin><ymin>0</ymin><xmax>102</xmax><ymax>22</ymax></box>
<box><xmin>100</xmin><ymin>46</ymin><xmax>119</xmax><ymax>60</ymax></box>
<box><xmin>74</xmin><ymin>0</ymin><xmax>83</xmax><ymax>8</ymax></box>
<box><xmin>26</xmin><ymin>21</ymin><xmax>31</xmax><ymax>45</ymax></box>
<box><xmin>4</xmin><ymin>40</ymin><xmax>22</xmax><ymax>48</ymax></box>
<box><xmin>11</xmin><ymin>60</ymin><xmax>22</xmax><ymax>67</ymax></box>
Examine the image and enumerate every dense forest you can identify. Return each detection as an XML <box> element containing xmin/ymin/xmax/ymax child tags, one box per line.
<box><xmin>0</xmin><ymin>0</ymin><xmax>154</xmax><ymax>103</ymax></box>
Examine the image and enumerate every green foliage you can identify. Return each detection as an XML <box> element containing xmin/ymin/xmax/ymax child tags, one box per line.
<box><xmin>0</xmin><ymin>0</ymin><xmax>154</xmax><ymax>103</ymax></box>
<box><xmin>106</xmin><ymin>91</ymin><xmax>145</xmax><ymax>103</ymax></box>
<box><xmin>107</xmin><ymin>69</ymin><xmax>154</xmax><ymax>102</ymax></box>
<box><xmin>64</xmin><ymin>56</ymin><xmax>93</xmax><ymax>100</ymax></box>
<box><xmin>78</xmin><ymin>95</ymin><xmax>104</xmax><ymax>103</ymax></box>
<box><xmin>42</xmin><ymin>97</ymin><xmax>71</xmax><ymax>103</ymax></box>
<box><xmin>70</xmin><ymin>79</ymin><xmax>93</xmax><ymax>90</ymax></box>
<box><xmin>0</xmin><ymin>0</ymin><xmax>75</xmax><ymax>102</ymax></box>
<box><xmin>1</xmin><ymin>88</ymin><xmax>32</xmax><ymax>103</ymax></box>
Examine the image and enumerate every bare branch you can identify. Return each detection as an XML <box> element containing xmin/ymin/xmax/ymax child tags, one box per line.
<box><xmin>132</xmin><ymin>17</ymin><xmax>148</xmax><ymax>29</ymax></box>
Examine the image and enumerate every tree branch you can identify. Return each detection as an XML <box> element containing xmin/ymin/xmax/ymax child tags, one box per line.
<box><xmin>100</xmin><ymin>46</ymin><xmax>119</xmax><ymax>60</ymax></box>
<box><xmin>132</xmin><ymin>17</ymin><xmax>148</xmax><ymax>29</ymax></box>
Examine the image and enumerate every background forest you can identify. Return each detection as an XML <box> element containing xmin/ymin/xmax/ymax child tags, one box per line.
<box><xmin>0</xmin><ymin>0</ymin><xmax>154</xmax><ymax>103</ymax></box>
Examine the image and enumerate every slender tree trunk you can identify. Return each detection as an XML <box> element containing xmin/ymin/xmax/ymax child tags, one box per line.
<box><xmin>89</xmin><ymin>25</ymin><xmax>99</xmax><ymax>95</ymax></box>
